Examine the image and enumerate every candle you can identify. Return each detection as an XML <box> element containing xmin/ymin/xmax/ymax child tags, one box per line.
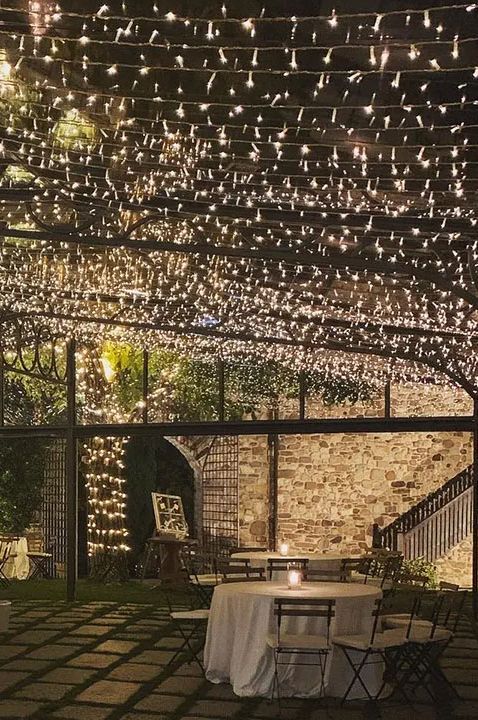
<box><xmin>279</xmin><ymin>542</ymin><xmax>289</xmax><ymax>556</ymax></box>
<box><xmin>287</xmin><ymin>569</ymin><xmax>302</xmax><ymax>589</ymax></box>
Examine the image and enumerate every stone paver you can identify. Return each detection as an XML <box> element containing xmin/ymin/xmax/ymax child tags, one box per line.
<box><xmin>0</xmin><ymin>597</ymin><xmax>476</xmax><ymax>720</ymax></box>
<box><xmin>52</xmin><ymin>705</ymin><xmax>114</xmax><ymax>719</ymax></box>
<box><xmin>107</xmin><ymin>663</ymin><xmax>163</xmax><ymax>682</ymax></box>
<box><xmin>134</xmin><ymin>694</ymin><xmax>185</xmax><ymax>713</ymax></box>
<box><xmin>14</xmin><ymin>682</ymin><xmax>74</xmax><ymax>701</ymax></box>
<box><xmin>0</xmin><ymin>700</ymin><xmax>44</xmax><ymax>718</ymax></box>
<box><xmin>67</xmin><ymin>652</ymin><xmax>121</xmax><ymax>668</ymax></box>
<box><xmin>76</xmin><ymin>679</ymin><xmax>141</xmax><ymax>704</ymax></box>
<box><xmin>42</xmin><ymin>667</ymin><xmax>99</xmax><ymax>684</ymax></box>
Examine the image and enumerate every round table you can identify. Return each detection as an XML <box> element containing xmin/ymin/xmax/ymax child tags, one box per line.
<box><xmin>231</xmin><ymin>551</ymin><xmax>363</xmax><ymax>580</ymax></box>
<box><xmin>204</xmin><ymin>581</ymin><xmax>382</xmax><ymax>699</ymax></box>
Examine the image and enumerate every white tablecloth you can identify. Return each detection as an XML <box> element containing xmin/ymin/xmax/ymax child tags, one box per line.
<box><xmin>0</xmin><ymin>537</ymin><xmax>29</xmax><ymax>580</ymax></box>
<box><xmin>204</xmin><ymin>581</ymin><xmax>382</xmax><ymax>698</ymax></box>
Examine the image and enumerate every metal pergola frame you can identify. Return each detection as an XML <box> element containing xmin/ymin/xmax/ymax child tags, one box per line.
<box><xmin>0</xmin><ymin>313</ymin><xmax>477</xmax><ymax>610</ymax></box>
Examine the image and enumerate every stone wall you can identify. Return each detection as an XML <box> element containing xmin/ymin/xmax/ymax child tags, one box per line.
<box><xmin>237</xmin><ymin>383</ymin><xmax>473</xmax><ymax>583</ymax></box>
<box><xmin>435</xmin><ymin>536</ymin><xmax>472</xmax><ymax>588</ymax></box>
<box><xmin>238</xmin><ymin>435</ymin><xmax>269</xmax><ymax>547</ymax></box>
<box><xmin>276</xmin><ymin>430</ymin><xmax>471</xmax><ymax>553</ymax></box>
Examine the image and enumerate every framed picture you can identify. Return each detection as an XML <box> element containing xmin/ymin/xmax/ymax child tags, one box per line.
<box><xmin>151</xmin><ymin>493</ymin><xmax>189</xmax><ymax>539</ymax></box>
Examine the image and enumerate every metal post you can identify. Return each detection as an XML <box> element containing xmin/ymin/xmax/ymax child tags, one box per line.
<box><xmin>267</xmin><ymin>411</ymin><xmax>279</xmax><ymax>551</ymax></box>
<box><xmin>218</xmin><ymin>358</ymin><xmax>225</xmax><ymax>422</ymax></box>
<box><xmin>142</xmin><ymin>349</ymin><xmax>149</xmax><ymax>424</ymax></box>
<box><xmin>384</xmin><ymin>381</ymin><xmax>391</xmax><ymax>419</ymax></box>
<box><xmin>0</xmin><ymin>356</ymin><xmax>4</xmax><ymax>427</ymax></box>
<box><xmin>299</xmin><ymin>370</ymin><xmax>306</xmax><ymax>420</ymax></box>
<box><xmin>66</xmin><ymin>339</ymin><xmax>77</xmax><ymax>601</ymax></box>
<box><xmin>473</xmin><ymin>399</ymin><xmax>478</xmax><ymax>617</ymax></box>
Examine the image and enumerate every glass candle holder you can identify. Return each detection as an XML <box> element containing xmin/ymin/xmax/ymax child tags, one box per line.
<box><xmin>279</xmin><ymin>542</ymin><xmax>289</xmax><ymax>557</ymax></box>
<box><xmin>287</xmin><ymin>562</ymin><xmax>302</xmax><ymax>589</ymax></box>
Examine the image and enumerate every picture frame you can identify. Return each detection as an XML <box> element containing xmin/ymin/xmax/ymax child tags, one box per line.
<box><xmin>151</xmin><ymin>492</ymin><xmax>189</xmax><ymax>539</ymax></box>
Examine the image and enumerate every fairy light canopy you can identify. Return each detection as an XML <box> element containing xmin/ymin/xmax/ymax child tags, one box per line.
<box><xmin>0</xmin><ymin>0</ymin><xmax>477</xmax><ymax>392</ymax></box>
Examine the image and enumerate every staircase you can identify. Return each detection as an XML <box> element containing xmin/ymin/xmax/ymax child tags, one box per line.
<box><xmin>373</xmin><ymin>465</ymin><xmax>473</xmax><ymax>563</ymax></box>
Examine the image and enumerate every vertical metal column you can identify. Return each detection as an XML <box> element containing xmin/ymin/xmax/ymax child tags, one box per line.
<box><xmin>218</xmin><ymin>358</ymin><xmax>225</xmax><ymax>422</ymax></box>
<box><xmin>384</xmin><ymin>381</ymin><xmax>391</xmax><ymax>418</ymax></box>
<box><xmin>473</xmin><ymin>399</ymin><xmax>478</xmax><ymax>617</ymax></box>
<box><xmin>142</xmin><ymin>349</ymin><xmax>149</xmax><ymax>424</ymax></box>
<box><xmin>66</xmin><ymin>339</ymin><xmax>77</xmax><ymax>601</ymax></box>
<box><xmin>299</xmin><ymin>371</ymin><xmax>306</xmax><ymax>420</ymax></box>
<box><xmin>0</xmin><ymin>356</ymin><xmax>4</xmax><ymax>427</ymax></box>
<box><xmin>267</xmin><ymin>420</ymin><xmax>279</xmax><ymax>551</ymax></box>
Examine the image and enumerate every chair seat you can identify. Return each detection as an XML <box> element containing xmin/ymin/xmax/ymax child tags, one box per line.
<box><xmin>382</xmin><ymin>615</ymin><xmax>432</xmax><ymax>630</ymax></box>
<box><xmin>407</xmin><ymin>626</ymin><xmax>452</xmax><ymax>644</ymax></box>
<box><xmin>349</xmin><ymin>572</ymin><xmax>367</xmax><ymax>581</ymax></box>
<box><xmin>171</xmin><ymin>609</ymin><xmax>210</xmax><ymax>621</ymax></box>
<box><xmin>27</xmin><ymin>552</ymin><xmax>52</xmax><ymax>559</ymax></box>
<box><xmin>190</xmin><ymin>574</ymin><xmax>218</xmax><ymax>586</ymax></box>
<box><xmin>334</xmin><ymin>628</ymin><xmax>407</xmax><ymax>651</ymax></box>
<box><xmin>267</xmin><ymin>633</ymin><xmax>330</xmax><ymax>650</ymax></box>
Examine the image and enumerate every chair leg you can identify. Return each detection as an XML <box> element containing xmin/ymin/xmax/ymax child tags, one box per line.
<box><xmin>0</xmin><ymin>562</ymin><xmax>10</xmax><ymax>587</ymax></box>
<box><xmin>271</xmin><ymin>650</ymin><xmax>281</xmax><ymax>707</ymax></box>
<box><xmin>318</xmin><ymin>651</ymin><xmax>329</xmax><ymax>698</ymax></box>
<box><xmin>340</xmin><ymin>648</ymin><xmax>376</xmax><ymax>703</ymax></box>
<box><xmin>376</xmin><ymin>647</ymin><xmax>412</xmax><ymax>705</ymax></box>
<box><xmin>168</xmin><ymin>621</ymin><xmax>206</xmax><ymax>672</ymax></box>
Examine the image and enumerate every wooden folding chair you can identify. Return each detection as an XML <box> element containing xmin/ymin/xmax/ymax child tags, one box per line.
<box><xmin>0</xmin><ymin>536</ymin><xmax>19</xmax><ymax>587</ymax></box>
<box><xmin>268</xmin><ymin>597</ymin><xmax>335</xmax><ymax>702</ymax></box>
<box><xmin>27</xmin><ymin>538</ymin><xmax>55</xmax><ymax>580</ymax></box>
<box><xmin>333</xmin><ymin>597</ymin><xmax>417</xmax><ymax>704</ymax></box>
<box><xmin>161</xmin><ymin>579</ymin><xmax>209</xmax><ymax>673</ymax></box>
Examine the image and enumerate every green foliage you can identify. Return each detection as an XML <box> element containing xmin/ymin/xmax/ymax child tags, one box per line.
<box><xmin>5</xmin><ymin>376</ymin><xmax>67</xmax><ymax>426</ymax></box>
<box><xmin>101</xmin><ymin>341</ymin><xmax>144</xmax><ymax>413</ymax></box>
<box><xmin>400</xmin><ymin>557</ymin><xmax>438</xmax><ymax>589</ymax></box>
<box><xmin>53</xmin><ymin>109</ymin><xmax>98</xmax><ymax>150</ymax></box>
<box><xmin>100</xmin><ymin>342</ymin><xmax>376</xmax><ymax>421</ymax></box>
<box><xmin>0</xmin><ymin>438</ymin><xmax>47</xmax><ymax>534</ymax></box>
<box><xmin>306</xmin><ymin>371</ymin><xmax>374</xmax><ymax>406</ymax></box>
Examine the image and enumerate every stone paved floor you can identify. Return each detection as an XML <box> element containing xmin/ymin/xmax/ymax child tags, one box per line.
<box><xmin>0</xmin><ymin>599</ymin><xmax>476</xmax><ymax>720</ymax></box>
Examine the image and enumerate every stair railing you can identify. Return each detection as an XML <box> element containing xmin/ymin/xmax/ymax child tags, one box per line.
<box><xmin>373</xmin><ymin>465</ymin><xmax>473</xmax><ymax>563</ymax></box>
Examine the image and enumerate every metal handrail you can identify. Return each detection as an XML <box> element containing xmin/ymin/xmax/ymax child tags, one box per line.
<box><xmin>373</xmin><ymin>465</ymin><xmax>473</xmax><ymax>553</ymax></box>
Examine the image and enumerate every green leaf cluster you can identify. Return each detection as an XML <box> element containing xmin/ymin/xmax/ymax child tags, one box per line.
<box><xmin>0</xmin><ymin>438</ymin><xmax>47</xmax><ymax>534</ymax></box>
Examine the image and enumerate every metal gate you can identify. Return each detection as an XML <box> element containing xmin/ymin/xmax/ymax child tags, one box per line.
<box><xmin>201</xmin><ymin>436</ymin><xmax>239</xmax><ymax>557</ymax></box>
<box><xmin>39</xmin><ymin>440</ymin><xmax>66</xmax><ymax>576</ymax></box>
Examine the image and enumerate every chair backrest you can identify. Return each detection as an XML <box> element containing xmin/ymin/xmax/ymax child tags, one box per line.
<box><xmin>273</xmin><ymin>597</ymin><xmax>336</xmax><ymax>644</ymax></box>
<box><xmin>229</xmin><ymin>547</ymin><xmax>266</xmax><ymax>555</ymax></box>
<box><xmin>214</xmin><ymin>557</ymin><xmax>251</xmax><ymax>579</ymax></box>
<box><xmin>0</xmin><ymin>536</ymin><xmax>19</xmax><ymax>562</ymax></box>
<box><xmin>267</xmin><ymin>558</ymin><xmax>308</xmax><ymax>579</ymax></box>
<box><xmin>440</xmin><ymin>588</ymin><xmax>467</xmax><ymax>633</ymax></box>
<box><xmin>372</xmin><ymin>554</ymin><xmax>403</xmax><ymax>586</ymax></box>
<box><xmin>305</xmin><ymin>563</ymin><xmax>342</xmax><ymax>582</ymax></box>
<box><xmin>181</xmin><ymin>550</ymin><xmax>213</xmax><ymax>577</ymax></box>
<box><xmin>340</xmin><ymin>558</ymin><xmax>369</xmax><ymax>581</ymax></box>
<box><xmin>439</xmin><ymin>581</ymin><xmax>460</xmax><ymax>592</ymax></box>
<box><xmin>161</xmin><ymin>577</ymin><xmax>201</xmax><ymax>613</ymax></box>
<box><xmin>25</xmin><ymin>525</ymin><xmax>44</xmax><ymax>553</ymax></box>
<box><xmin>396</xmin><ymin>573</ymin><xmax>429</xmax><ymax>590</ymax></box>
<box><xmin>222</xmin><ymin>569</ymin><xmax>266</xmax><ymax>583</ymax></box>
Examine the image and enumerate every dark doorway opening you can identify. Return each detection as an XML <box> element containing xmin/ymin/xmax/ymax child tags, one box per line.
<box><xmin>124</xmin><ymin>437</ymin><xmax>196</xmax><ymax>575</ymax></box>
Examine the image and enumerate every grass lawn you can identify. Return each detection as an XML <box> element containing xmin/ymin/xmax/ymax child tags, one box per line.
<box><xmin>0</xmin><ymin>578</ymin><xmax>170</xmax><ymax>604</ymax></box>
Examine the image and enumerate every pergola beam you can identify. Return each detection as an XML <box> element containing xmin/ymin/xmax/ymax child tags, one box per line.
<box><xmin>2</xmin><ymin>227</ymin><xmax>478</xmax><ymax>309</ymax></box>
<box><xmin>0</xmin><ymin>415</ymin><xmax>473</xmax><ymax>438</ymax></box>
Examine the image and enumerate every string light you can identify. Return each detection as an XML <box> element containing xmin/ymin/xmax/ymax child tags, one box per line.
<box><xmin>0</xmin><ymin>1</ymin><xmax>475</xmax><ymax>403</ymax></box>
